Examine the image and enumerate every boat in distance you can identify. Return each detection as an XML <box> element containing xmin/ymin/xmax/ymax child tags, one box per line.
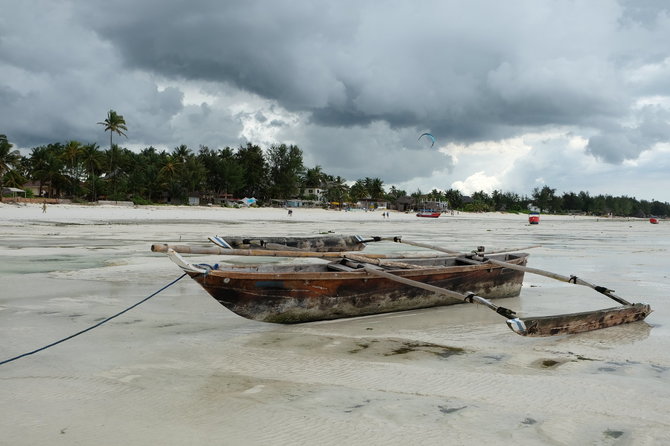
<box><xmin>416</xmin><ymin>210</ymin><xmax>441</xmax><ymax>218</ymax></box>
<box><xmin>166</xmin><ymin>251</ymin><xmax>529</xmax><ymax>323</ymax></box>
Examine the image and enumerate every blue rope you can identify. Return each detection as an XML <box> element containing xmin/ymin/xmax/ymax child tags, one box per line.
<box><xmin>0</xmin><ymin>273</ymin><xmax>188</xmax><ymax>366</ymax></box>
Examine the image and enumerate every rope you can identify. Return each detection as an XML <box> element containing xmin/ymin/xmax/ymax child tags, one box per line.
<box><xmin>0</xmin><ymin>273</ymin><xmax>187</xmax><ymax>366</ymax></box>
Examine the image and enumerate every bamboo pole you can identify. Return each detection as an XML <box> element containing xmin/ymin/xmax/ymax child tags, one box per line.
<box><xmin>482</xmin><ymin>258</ymin><xmax>631</xmax><ymax>305</ymax></box>
<box><xmin>387</xmin><ymin>237</ymin><xmax>539</xmax><ymax>257</ymax></box>
<box><xmin>344</xmin><ymin>254</ymin><xmax>430</xmax><ymax>269</ymax></box>
<box><xmin>394</xmin><ymin>238</ymin><xmax>633</xmax><ymax>306</ymax></box>
<box><xmin>151</xmin><ymin>243</ymin><xmax>454</xmax><ymax>260</ymax></box>
<box><xmin>152</xmin><ymin>244</ymin><xmax>374</xmax><ymax>258</ymax></box>
<box><xmin>392</xmin><ymin>238</ymin><xmax>461</xmax><ymax>254</ymax></box>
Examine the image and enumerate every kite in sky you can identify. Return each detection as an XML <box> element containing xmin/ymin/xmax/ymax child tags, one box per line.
<box><xmin>418</xmin><ymin>132</ymin><xmax>435</xmax><ymax>147</ymax></box>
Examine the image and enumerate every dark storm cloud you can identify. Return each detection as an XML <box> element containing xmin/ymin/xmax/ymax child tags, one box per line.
<box><xmin>79</xmin><ymin>0</ymin><xmax>359</xmax><ymax>110</ymax></box>
<box><xmin>75</xmin><ymin>0</ymin><xmax>670</xmax><ymax>161</ymax></box>
<box><xmin>587</xmin><ymin>105</ymin><xmax>670</xmax><ymax>163</ymax></box>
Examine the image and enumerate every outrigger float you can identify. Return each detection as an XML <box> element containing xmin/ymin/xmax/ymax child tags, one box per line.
<box><xmin>151</xmin><ymin>235</ymin><xmax>652</xmax><ymax>337</ymax></box>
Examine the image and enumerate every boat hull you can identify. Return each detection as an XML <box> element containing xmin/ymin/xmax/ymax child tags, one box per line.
<box><xmin>416</xmin><ymin>212</ymin><xmax>441</xmax><ymax>218</ymax></box>
<box><xmin>187</xmin><ymin>253</ymin><xmax>529</xmax><ymax>323</ymax></box>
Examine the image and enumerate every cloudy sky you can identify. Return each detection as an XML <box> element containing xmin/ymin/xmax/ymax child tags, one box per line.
<box><xmin>2</xmin><ymin>0</ymin><xmax>670</xmax><ymax>201</ymax></box>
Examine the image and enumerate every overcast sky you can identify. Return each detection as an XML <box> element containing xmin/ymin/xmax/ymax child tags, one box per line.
<box><xmin>2</xmin><ymin>0</ymin><xmax>670</xmax><ymax>201</ymax></box>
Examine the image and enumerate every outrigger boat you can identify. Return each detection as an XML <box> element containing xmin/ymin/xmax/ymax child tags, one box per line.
<box><xmin>151</xmin><ymin>236</ymin><xmax>652</xmax><ymax>337</ymax></box>
<box><xmin>208</xmin><ymin>234</ymin><xmax>368</xmax><ymax>252</ymax></box>
<box><xmin>154</xmin><ymin>246</ymin><xmax>528</xmax><ymax>324</ymax></box>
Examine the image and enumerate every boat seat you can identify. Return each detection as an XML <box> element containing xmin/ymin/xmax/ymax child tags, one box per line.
<box><xmin>455</xmin><ymin>257</ymin><xmax>482</xmax><ymax>266</ymax></box>
<box><xmin>327</xmin><ymin>263</ymin><xmax>359</xmax><ymax>272</ymax></box>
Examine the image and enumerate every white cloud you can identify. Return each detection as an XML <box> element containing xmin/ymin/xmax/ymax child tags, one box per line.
<box><xmin>451</xmin><ymin>171</ymin><xmax>501</xmax><ymax>195</ymax></box>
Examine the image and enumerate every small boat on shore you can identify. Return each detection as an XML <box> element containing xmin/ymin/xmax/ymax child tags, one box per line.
<box><xmin>650</xmin><ymin>217</ymin><xmax>659</xmax><ymax>224</ymax></box>
<box><xmin>528</xmin><ymin>212</ymin><xmax>540</xmax><ymax>224</ymax></box>
<box><xmin>416</xmin><ymin>210</ymin><xmax>441</xmax><ymax>218</ymax></box>
<box><xmin>209</xmin><ymin>234</ymin><xmax>368</xmax><ymax>252</ymax></box>
<box><xmin>152</xmin><ymin>235</ymin><xmax>652</xmax><ymax>336</ymax></box>
<box><xmin>158</xmin><ymin>246</ymin><xmax>529</xmax><ymax>323</ymax></box>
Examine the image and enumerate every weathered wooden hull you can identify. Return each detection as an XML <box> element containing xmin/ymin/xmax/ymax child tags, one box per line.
<box><xmin>211</xmin><ymin>235</ymin><xmax>367</xmax><ymax>252</ymax></box>
<box><xmin>186</xmin><ymin>253</ymin><xmax>529</xmax><ymax>323</ymax></box>
<box><xmin>508</xmin><ymin>303</ymin><xmax>652</xmax><ymax>337</ymax></box>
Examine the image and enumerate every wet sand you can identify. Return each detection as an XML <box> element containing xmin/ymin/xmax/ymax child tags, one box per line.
<box><xmin>1</xmin><ymin>203</ymin><xmax>669</xmax><ymax>445</ymax></box>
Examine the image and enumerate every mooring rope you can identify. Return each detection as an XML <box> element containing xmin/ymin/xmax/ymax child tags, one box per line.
<box><xmin>0</xmin><ymin>273</ymin><xmax>187</xmax><ymax>366</ymax></box>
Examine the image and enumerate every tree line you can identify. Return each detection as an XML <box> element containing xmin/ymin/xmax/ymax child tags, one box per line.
<box><xmin>0</xmin><ymin>110</ymin><xmax>668</xmax><ymax>217</ymax></box>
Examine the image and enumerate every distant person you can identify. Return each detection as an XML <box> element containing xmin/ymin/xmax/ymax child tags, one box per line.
<box><xmin>42</xmin><ymin>201</ymin><xmax>47</xmax><ymax>213</ymax></box>
<box><xmin>288</xmin><ymin>209</ymin><xmax>293</xmax><ymax>217</ymax></box>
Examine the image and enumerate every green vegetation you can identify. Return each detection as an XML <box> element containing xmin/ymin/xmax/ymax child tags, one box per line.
<box><xmin>1</xmin><ymin>123</ymin><xmax>668</xmax><ymax>217</ymax></box>
<box><xmin>0</xmin><ymin>134</ymin><xmax>22</xmax><ymax>192</ymax></box>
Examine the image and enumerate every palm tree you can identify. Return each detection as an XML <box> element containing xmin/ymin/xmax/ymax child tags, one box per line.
<box><xmin>61</xmin><ymin>140</ymin><xmax>83</xmax><ymax>198</ymax></box>
<box><xmin>98</xmin><ymin>110</ymin><xmax>128</xmax><ymax>149</ymax></box>
<box><xmin>29</xmin><ymin>144</ymin><xmax>65</xmax><ymax>198</ymax></box>
<box><xmin>236</xmin><ymin>143</ymin><xmax>269</xmax><ymax>199</ymax></box>
<box><xmin>325</xmin><ymin>175</ymin><xmax>349</xmax><ymax>208</ymax></box>
<box><xmin>349</xmin><ymin>179</ymin><xmax>368</xmax><ymax>204</ymax></box>
<box><xmin>80</xmin><ymin>143</ymin><xmax>104</xmax><ymax>201</ymax></box>
<box><xmin>303</xmin><ymin>165</ymin><xmax>325</xmax><ymax>187</ymax></box>
<box><xmin>367</xmin><ymin>177</ymin><xmax>385</xmax><ymax>201</ymax></box>
<box><xmin>0</xmin><ymin>134</ymin><xmax>21</xmax><ymax>198</ymax></box>
<box><xmin>2</xmin><ymin>168</ymin><xmax>26</xmax><ymax>189</ymax></box>
<box><xmin>98</xmin><ymin>110</ymin><xmax>128</xmax><ymax>198</ymax></box>
<box><xmin>172</xmin><ymin>144</ymin><xmax>191</xmax><ymax>163</ymax></box>
<box><xmin>159</xmin><ymin>154</ymin><xmax>182</xmax><ymax>202</ymax></box>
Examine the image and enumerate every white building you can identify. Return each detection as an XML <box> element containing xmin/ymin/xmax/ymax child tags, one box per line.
<box><xmin>302</xmin><ymin>187</ymin><xmax>326</xmax><ymax>202</ymax></box>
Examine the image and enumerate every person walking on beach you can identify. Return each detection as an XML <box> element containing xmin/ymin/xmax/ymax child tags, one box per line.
<box><xmin>42</xmin><ymin>201</ymin><xmax>47</xmax><ymax>213</ymax></box>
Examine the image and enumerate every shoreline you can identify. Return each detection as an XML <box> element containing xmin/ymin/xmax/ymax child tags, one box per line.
<box><xmin>0</xmin><ymin>201</ymin><xmax>653</xmax><ymax>225</ymax></box>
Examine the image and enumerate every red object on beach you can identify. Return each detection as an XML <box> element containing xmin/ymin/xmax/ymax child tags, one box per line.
<box><xmin>650</xmin><ymin>217</ymin><xmax>659</xmax><ymax>224</ymax></box>
<box><xmin>528</xmin><ymin>213</ymin><xmax>540</xmax><ymax>224</ymax></box>
<box><xmin>416</xmin><ymin>211</ymin><xmax>441</xmax><ymax>218</ymax></box>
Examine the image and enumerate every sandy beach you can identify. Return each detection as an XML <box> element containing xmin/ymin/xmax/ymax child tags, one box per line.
<box><xmin>1</xmin><ymin>203</ymin><xmax>668</xmax><ymax>445</ymax></box>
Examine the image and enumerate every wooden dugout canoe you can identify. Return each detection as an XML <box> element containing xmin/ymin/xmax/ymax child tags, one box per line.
<box><xmin>208</xmin><ymin>234</ymin><xmax>368</xmax><ymax>252</ymax></box>
<box><xmin>170</xmin><ymin>252</ymin><xmax>529</xmax><ymax>323</ymax></box>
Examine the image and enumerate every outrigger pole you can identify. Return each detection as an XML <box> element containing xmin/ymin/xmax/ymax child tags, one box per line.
<box><xmin>390</xmin><ymin>238</ymin><xmax>652</xmax><ymax>336</ymax></box>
